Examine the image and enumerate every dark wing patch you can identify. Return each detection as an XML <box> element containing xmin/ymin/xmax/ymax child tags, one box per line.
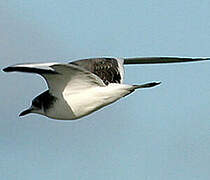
<box><xmin>69</xmin><ymin>58</ymin><xmax>122</xmax><ymax>85</ymax></box>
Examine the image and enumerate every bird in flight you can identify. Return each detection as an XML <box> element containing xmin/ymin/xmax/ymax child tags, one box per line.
<box><xmin>3</xmin><ymin>57</ymin><xmax>210</xmax><ymax>120</ymax></box>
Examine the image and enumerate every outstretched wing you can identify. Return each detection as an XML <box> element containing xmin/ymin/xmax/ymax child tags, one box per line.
<box><xmin>70</xmin><ymin>57</ymin><xmax>124</xmax><ymax>85</ymax></box>
<box><xmin>3</xmin><ymin>62</ymin><xmax>58</xmax><ymax>74</ymax></box>
<box><xmin>124</xmin><ymin>57</ymin><xmax>210</xmax><ymax>64</ymax></box>
<box><xmin>3</xmin><ymin>63</ymin><xmax>105</xmax><ymax>95</ymax></box>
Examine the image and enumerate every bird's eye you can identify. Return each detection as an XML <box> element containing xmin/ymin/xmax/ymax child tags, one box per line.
<box><xmin>32</xmin><ymin>98</ymin><xmax>42</xmax><ymax>109</ymax></box>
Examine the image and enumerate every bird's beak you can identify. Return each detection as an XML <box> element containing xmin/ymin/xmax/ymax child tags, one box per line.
<box><xmin>19</xmin><ymin>107</ymin><xmax>33</xmax><ymax>117</ymax></box>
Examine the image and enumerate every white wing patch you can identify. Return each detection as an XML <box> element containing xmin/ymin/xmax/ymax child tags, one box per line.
<box><xmin>46</xmin><ymin>64</ymin><xmax>106</xmax><ymax>95</ymax></box>
<box><xmin>116</xmin><ymin>58</ymin><xmax>124</xmax><ymax>84</ymax></box>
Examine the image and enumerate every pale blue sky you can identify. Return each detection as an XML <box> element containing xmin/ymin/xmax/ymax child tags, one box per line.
<box><xmin>1</xmin><ymin>1</ymin><xmax>210</xmax><ymax>180</ymax></box>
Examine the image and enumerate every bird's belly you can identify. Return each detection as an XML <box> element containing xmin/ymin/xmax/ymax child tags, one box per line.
<box><xmin>63</xmin><ymin>84</ymin><xmax>132</xmax><ymax>119</ymax></box>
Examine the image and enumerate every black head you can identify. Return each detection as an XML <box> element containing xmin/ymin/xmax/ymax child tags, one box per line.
<box><xmin>19</xmin><ymin>90</ymin><xmax>56</xmax><ymax>117</ymax></box>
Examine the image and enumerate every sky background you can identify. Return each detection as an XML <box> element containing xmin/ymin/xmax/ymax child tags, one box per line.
<box><xmin>1</xmin><ymin>1</ymin><xmax>210</xmax><ymax>180</ymax></box>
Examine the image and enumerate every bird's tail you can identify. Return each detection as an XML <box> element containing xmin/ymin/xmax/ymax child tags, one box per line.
<box><xmin>132</xmin><ymin>82</ymin><xmax>161</xmax><ymax>89</ymax></box>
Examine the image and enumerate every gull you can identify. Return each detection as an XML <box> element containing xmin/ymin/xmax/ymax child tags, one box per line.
<box><xmin>3</xmin><ymin>57</ymin><xmax>210</xmax><ymax>120</ymax></box>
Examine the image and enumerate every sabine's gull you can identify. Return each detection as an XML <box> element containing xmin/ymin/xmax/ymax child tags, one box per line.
<box><xmin>3</xmin><ymin>57</ymin><xmax>210</xmax><ymax>120</ymax></box>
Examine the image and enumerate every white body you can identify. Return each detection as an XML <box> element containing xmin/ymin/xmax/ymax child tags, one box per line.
<box><xmin>5</xmin><ymin>56</ymin><xmax>187</xmax><ymax>120</ymax></box>
<box><xmin>46</xmin><ymin>83</ymin><xmax>133</xmax><ymax>120</ymax></box>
